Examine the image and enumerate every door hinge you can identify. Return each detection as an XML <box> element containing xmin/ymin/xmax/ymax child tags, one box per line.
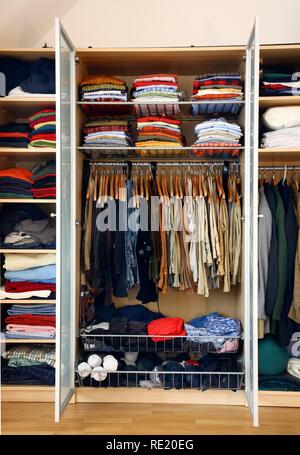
<box><xmin>257</xmin><ymin>214</ymin><xmax>264</xmax><ymax>218</ymax></box>
<box><xmin>75</xmin><ymin>56</ymin><xmax>80</xmax><ymax>64</ymax></box>
<box><xmin>75</xmin><ymin>219</ymin><xmax>80</xmax><ymax>227</ymax></box>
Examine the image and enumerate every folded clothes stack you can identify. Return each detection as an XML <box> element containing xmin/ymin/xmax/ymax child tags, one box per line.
<box><xmin>192</xmin><ymin>117</ymin><xmax>243</xmax><ymax>157</ymax></box>
<box><xmin>28</xmin><ymin>109</ymin><xmax>56</xmax><ymax>148</ymax></box>
<box><xmin>82</xmin><ymin>119</ymin><xmax>133</xmax><ymax>152</ymax></box>
<box><xmin>2</xmin><ymin>253</ymin><xmax>56</xmax><ymax>308</ymax></box>
<box><xmin>0</xmin><ymin>167</ymin><xmax>32</xmax><ymax>198</ymax></box>
<box><xmin>260</xmin><ymin>68</ymin><xmax>300</xmax><ymax>96</ymax></box>
<box><xmin>80</xmin><ymin>75</ymin><xmax>128</xmax><ymax>102</ymax></box>
<box><xmin>132</xmin><ymin>74</ymin><xmax>182</xmax><ymax>117</ymax></box>
<box><xmin>30</xmin><ymin>161</ymin><xmax>56</xmax><ymax>199</ymax></box>
<box><xmin>191</xmin><ymin>72</ymin><xmax>243</xmax><ymax>115</ymax></box>
<box><xmin>0</xmin><ymin>123</ymin><xmax>30</xmax><ymax>148</ymax></box>
<box><xmin>135</xmin><ymin>116</ymin><xmax>184</xmax><ymax>156</ymax></box>
<box><xmin>0</xmin><ymin>203</ymin><xmax>55</xmax><ymax>248</ymax></box>
<box><xmin>261</xmin><ymin>106</ymin><xmax>300</xmax><ymax>148</ymax></box>
<box><xmin>1</xmin><ymin>344</ymin><xmax>55</xmax><ymax>385</ymax></box>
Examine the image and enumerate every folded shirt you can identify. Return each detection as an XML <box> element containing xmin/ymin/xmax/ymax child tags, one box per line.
<box><xmin>5</xmin><ymin>314</ymin><xmax>55</xmax><ymax>327</ymax></box>
<box><xmin>7</xmin><ymin>304</ymin><xmax>56</xmax><ymax>315</ymax></box>
<box><xmin>0</xmin><ymin>287</ymin><xmax>51</xmax><ymax>300</ymax></box>
<box><xmin>261</xmin><ymin>126</ymin><xmax>300</xmax><ymax>147</ymax></box>
<box><xmin>5</xmin><ymin>324</ymin><xmax>55</xmax><ymax>334</ymax></box>
<box><xmin>4</xmin><ymin>264</ymin><xmax>56</xmax><ymax>282</ymax></box>
<box><xmin>5</xmin><ymin>281</ymin><xmax>56</xmax><ymax>293</ymax></box>
<box><xmin>3</xmin><ymin>253</ymin><xmax>56</xmax><ymax>271</ymax></box>
<box><xmin>0</xmin><ymin>167</ymin><xmax>32</xmax><ymax>183</ymax></box>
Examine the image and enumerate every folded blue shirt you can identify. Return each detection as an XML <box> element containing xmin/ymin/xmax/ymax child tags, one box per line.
<box><xmin>4</xmin><ymin>264</ymin><xmax>56</xmax><ymax>282</ymax></box>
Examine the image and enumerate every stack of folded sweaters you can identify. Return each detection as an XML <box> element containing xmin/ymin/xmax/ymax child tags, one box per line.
<box><xmin>0</xmin><ymin>167</ymin><xmax>33</xmax><ymax>198</ymax></box>
<box><xmin>191</xmin><ymin>72</ymin><xmax>243</xmax><ymax>115</ymax></box>
<box><xmin>3</xmin><ymin>304</ymin><xmax>56</xmax><ymax>340</ymax></box>
<box><xmin>1</xmin><ymin>344</ymin><xmax>55</xmax><ymax>385</ymax></box>
<box><xmin>2</xmin><ymin>253</ymin><xmax>56</xmax><ymax>304</ymax></box>
<box><xmin>28</xmin><ymin>109</ymin><xmax>56</xmax><ymax>148</ymax></box>
<box><xmin>0</xmin><ymin>123</ymin><xmax>30</xmax><ymax>148</ymax></box>
<box><xmin>135</xmin><ymin>116</ymin><xmax>184</xmax><ymax>156</ymax></box>
<box><xmin>192</xmin><ymin>117</ymin><xmax>243</xmax><ymax>157</ymax></box>
<box><xmin>260</xmin><ymin>68</ymin><xmax>300</xmax><ymax>96</ymax></box>
<box><xmin>0</xmin><ymin>203</ymin><xmax>55</xmax><ymax>249</ymax></box>
<box><xmin>260</xmin><ymin>106</ymin><xmax>300</xmax><ymax>148</ymax></box>
<box><xmin>30</xmin><ymin>161</ymin><xmax>56</xmax><ymax>199</ymax></box>
<box><xmin>82</xmin><ymin>119</ymin><xmax>133</xmax><ymax>152</ymax></box>
<box><xmin>132</xmin><ymin>74</ymin><xmax>182</xmax><ymax>117</ymax></box>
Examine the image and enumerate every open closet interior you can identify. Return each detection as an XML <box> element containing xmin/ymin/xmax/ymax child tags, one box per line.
<box><xmin>73</xmin><ymin>44</ymin><xmax>251</xmax><ymax>410</ymax></box>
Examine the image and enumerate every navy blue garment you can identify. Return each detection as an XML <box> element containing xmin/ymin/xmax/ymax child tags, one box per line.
<box><xmin>162</xmin><ymin>361</ymin><xmax>186</xmax><ymax>389</ymax></box>
<box><xmin>118</xmin><ymin>304</ymin><xmax>164</xmax><ymax>324</ymax></box>
<box><xmin>136</xmin><ymin>230</ymin><xmax>158</xmax><ymax>304</ymax></box>
<box><xmin>20</xmin><ymin>58</ymin><xmax>55</xmax><ymax>94</ymax></box>
<box><xmin>185</xmin><ymin>364</ymin><xmax>202</xmax><ymax>389</ymax></box>
<box><xmin>264</xmin><ymin>183</ymin><xmax>279</xmax><ymax>316</ymax></box>
<box><xmin>0</xmin><ymin>203</ymin><xmax>47</xmax><ymax>240</ymax></box>
<box><xmin>0</xmin><ymin>58</ymin><xmax>30</xmax><ymax>95</ymax></box>
<box><xmin>277</xmin><ymin>182</ymin><xmax>299</xmax><ymax>346</ymax></box>
<box><xmin>0</xmin><ymin>123</ymin><xmax>30</xmax><ymax>133</ymax></box>
<box><xmin>1</xmin><ymin>364</ymin><xmax>55</xmax><ymax>385</ymax></box>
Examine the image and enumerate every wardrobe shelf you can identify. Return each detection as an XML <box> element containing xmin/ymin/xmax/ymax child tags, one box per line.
<box><xmin>87</xmin><ymin>156</ymin><xmax>240</xmax><ymax>163</ymax></box>
<box><xmin>0</xmin><ymin>249</ymin><xmax>56</xmax><ymax>253</ymax></box>
<box><xmin>77</xmin><ymin>100</ymin><xmax>245</xmax><ymax>105</ymax></box>
<box><xmin>0</xmin><ymin>299</ymin><xmax>56</xmax><ymax>304</ymax></box>
<box><xmin>259</xmin><ymin>96</ymin><xmax>300</xmax><ymax>109</ymax></box>
<box><xmin>0</xmin><ymin>96</ymin><xmax>55</xmax><ymax>105</ymax></box>
<box><xmin>259</xmin><ymin>148</ymin><xmax>300</xmax><ymax>164</ymax></box>
<box><xmin>0</xmin><ymin>338</ymin><xmax>55</xmax><ymax>344</ymax></box>
<box><xmin>0</xmin><ymin>148</ymin><xmax>56</xmax><ymax>159</ymax></box>
<box><xmin>0</xmin><ymin>199</ymin><xmax>56</xmax><ymax>203</ymax></box>
<box><xmin>78</xmin><ymin>146</ymin><xmax>245</xmax><ymax>151</ymax></box>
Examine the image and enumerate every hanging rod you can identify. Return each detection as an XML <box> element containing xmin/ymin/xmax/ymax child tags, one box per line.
<box><xmin>259</xmin><ymin>166</ymin><xmax>300</xmax><ymax>170</ymax></box>
<box><xmin>89</xmin><ymin>162</ymin><xmax>128</xmax><ymax>167</ymax></box>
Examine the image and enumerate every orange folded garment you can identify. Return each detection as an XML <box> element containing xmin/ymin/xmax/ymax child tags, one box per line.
<box><xmin>0</xmin><ymin>167</ymin><xmax>32</xmax><ymax>182</ymax></box>
<box><xmin>80</xmin><ymin>75</ymin><xmax>125</xmax><ymax>86</ymax></box>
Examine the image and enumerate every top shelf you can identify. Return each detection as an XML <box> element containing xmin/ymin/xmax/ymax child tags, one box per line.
<box><xmin>0</xmin><ymin>96</ymin><xmax>55</xmax><ymax>106</ymax></box>
<box><xmin>259</xmin><ymin>96</ymin><xmax>300</xmax><ymax>109</ymax></box>
<box><xmin>0</xmin><ymin>48</ymin><xmax>55</xmax><ymax>60</ymax></box>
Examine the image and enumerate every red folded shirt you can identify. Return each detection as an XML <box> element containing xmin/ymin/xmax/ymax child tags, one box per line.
<box><xmin>5</xmin><ymin>315</ymin><xmax>56</xmax><ymax>327</ymax></box>
<box><xmin>30</xmin><ymin>134</ymin><xmax>56</xmax><ymax>141</ymax></box>
<box><xmin>138</xmin><ymin>117</ymin><xmax>182</xmax><ymax>126</ymax></box>
<box><xmin>147</xmin><ymin>317</ymin><xmax>186</xmax><ymax>342</ymax></box>
<box><xmin>5</xmin><ymin>281</ymin><xmax>56</xmax><ymax>293</ymax></box>
<box><xmin>29</xmin><ymin>117</ymin><xmax>56</xmax><ymax>128</ymax></box>
<box><xmin>133</xmin><ymin>81</ymin><xmax>178</xmax><ymax>88</ymax></box>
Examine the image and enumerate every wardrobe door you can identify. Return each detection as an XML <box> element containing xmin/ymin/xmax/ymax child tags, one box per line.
<box><xmin>244</xmin><ymin>16</ymin><xmax>260</xmax><ymax>427</ymax></box>
<box><xmin>55</xmin><ymin>17</ymin><xmax>77</xmax><ymax>422</ymax></box>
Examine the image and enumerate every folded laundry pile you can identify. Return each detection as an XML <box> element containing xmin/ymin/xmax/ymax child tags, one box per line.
<box><xmin>1</xmin><ymin>344</ymin><xmax>55</xmax><ymax>385</ymax></box>
<box><xmin>135</xmin><ymin>116</ymin><xmax>184</xmax><ymax>155</ymax></box>
<box><xmin>147</xmin><ymin>317</ymin><xmax>186</xmax><ymax>342</ymax></box>
<box><xmin>80</xmin><ymin>75</ymin><xmax>128</xmax><ymax>102</ymax></box>
<box><xmin>260</xmin><ymin>106</ymin><xmax>300</xmax><ymax>147</ymax></box>
<box><xmin>191</xmin><ymin>72</ymin><xmax>243</xmax><ymax>115</ymax></box>
<box><xmin>0</xmin><ymin>123</ymin><xmax>30</xmax><ymax>148</ymax></box>
<box><xmin>3</xmin><ymin>302</ymin><xmax>56</xmax><ymax>340</ymax></box>
<box><xmin>0</xmin><ymin>203</ymin><xmax>55</xmax><ymax>248</ymax></box>
<box><xmin>260</xmin><ymin>68</ymin><xmax>300</xmax><ymax>96</ymax></box>
<box><xmin>28</xmin><ymin>109</ymin><xmax>56</xmax><ymax>148</ymax></box>
<box><xmin>2</xmin><ymin>253</ymin><xmax>56</xmax><ymax>307</ymax></box>
<box><xmin>30</xmin><ymin>161</ymin><xmax>56</xmax><ymax>199</ymax></box>
<box><xmin>0</xmin><ymin>167</ymin><xmax>32</xmax><ymax>198</ymax></box>
<box><xmin>191</xmin><ymin>117</ymin><xmax>243</xmax><ymax>157</ymax></box>
<box><xmin>131</xmin><ymin>74</ymin><xmax>182</xmax><ymax>117</ymax></box>
<box><xmin>82</xmin><ymin>119</ymin><xmax>133</xmax><ymax>154</ymax></box>
<box><xmin>0</xmin><ymin>57</ymin><xmax>55</xmax><ymax>96</ymax></box>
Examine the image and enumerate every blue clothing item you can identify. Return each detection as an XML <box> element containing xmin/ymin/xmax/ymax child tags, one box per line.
<box><xmin>1</xmin><ymin>364</ymin><xmax>55</xmax><ymax>385</ymax></box>
<box><xmin>7</xmin><ymin>304</ymin><xmax>56</xmax><ymax>315</ymax></box>
<box><xmin>4</xmin><ymin>264</ymin><xmax>56</xmax><ymax>282</ymax></box>
<box><xmin>125</xmin><ymin>179</ymin><xmax>139</xmax><ymax>288</ymax></box>
<box><xmin>189</xmin><ymin>312</ymin><xmax>241</xmax><ymax>337</ymax></box>
<box><xmin>118</xmin><ymin>305</ymin><xmax>164</xmax><ymax>324</ymax></box>
<box><xmin>4</xmin><ymin>332</ymin><xmax>55</xmax><ymax>339</ymax></box>
<box><xmin>191</xmin><ymin>102</ymin><xmax>242</xmax><ymax>116</ymax></box>
<box><xmin>20</xmin><ymin>58</ymin><xmax>55</xmax><ymax>94</ymax></box>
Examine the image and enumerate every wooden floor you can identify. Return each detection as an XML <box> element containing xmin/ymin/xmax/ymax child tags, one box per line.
<box><xmin>1</xmin><ymin>402</ymin><xmax>300</xmax><ymax>435</ymax></box>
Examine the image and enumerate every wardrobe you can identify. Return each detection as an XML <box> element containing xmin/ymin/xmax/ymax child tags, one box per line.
<box><xmin>1</xmin><ymin>17</ymin><xmax>300</xmax><ymax>428</ymax></box>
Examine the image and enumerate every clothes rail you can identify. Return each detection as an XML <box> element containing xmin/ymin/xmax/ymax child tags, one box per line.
<box><xmin>258</xmin><ymin>166</ymin><xmax>300</xmax><ymax>170</ymax></box>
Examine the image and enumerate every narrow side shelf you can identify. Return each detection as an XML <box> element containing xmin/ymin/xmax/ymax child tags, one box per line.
<box><xmin>0</xmin><ymin>300</ymin><xmax>56</xmax><ymax>304</ymax></box>
<box><xmin>0</xmin><ymin>338</ymin><xmax>56</xmax><ymax>344</ymax></box>
<box><xmin>0</xmin><ymin>199</ymin><xmax>56</xmax><ymax>203</ymax></box>
<box><xmin>1</xmin><ymin>385</ymin><xmax>55</xmax><ymax>402</ymax></box>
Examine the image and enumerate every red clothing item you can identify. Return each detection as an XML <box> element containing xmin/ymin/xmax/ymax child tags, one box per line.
<box><xmin>30</xmin><ymin>134</ymin><xmax>56</xmax><ymax>141</ymax></box>
<box><xmin>138</xmin><ymin>117</ymin><xmax>182</xmax><ymax>126</ymax></box>
<box><xmin>29</xmin><ymin>110</ymin><xmax>56</xmax><ymax>122</ymax></box>
<box><xmin>0</xmin><ymin>168</ymin><xmax>32</xmax><ymax>183</ymax></box>
<box><xmin>5</xmin><ymin>315</ymin><xmax>56</xmax><ymax>327</ymax></box>
<box><xmin>147</xmin><ymin>317</ymin><xmax>186</xmax><ymax>342</ymax></box>
<box><xmin>5</xmin><ymin>281</ymin><xmax>56</xmax><ymax>292</ymax></box>
<box><xmin>185</xmin><ymin>359</ymin><xmax>200</xmax><ymax>366</ymax></box>
<box><xmin>193</xmin><ymin>79</ymin><xmax>242</xmax><ymax>88</ymax></box>
<box><xmin>0</xmin><ymin>132</ymin><xmax>29</xmax><ymax>138</ymax></box>
<box><xmin>29</xmin><ymin>117</ymin><xmax>56</xmax><ymax>128</ymax></box>
<box><xmin>133</xmin><ymin>80</ymin><xmax>178</xmax><ymax>88</ymax></box>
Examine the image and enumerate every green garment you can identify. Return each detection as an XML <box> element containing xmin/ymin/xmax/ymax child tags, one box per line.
<box><xmin>272</xmin><ymin>185</ymin><xmax>288</xmax><ymax>323</ymax></box>
<box><xmin>28</xmin><ymin>140</ymin><xmax>55</xmax><ymax>148</ymax></box>
<box><xmin>30</xmin><ymin>112</ymin><xmax>55</xmax><ymax>122</ymax></box>
<box><xmin>7</xmin><ymin>357</ymin><xmax>42</xmax><ymax>368</ymax></box>
<box><xmin>0</xmin><ymin>193</ymin><xmax>32</xmax><ymax>198</ymax></box>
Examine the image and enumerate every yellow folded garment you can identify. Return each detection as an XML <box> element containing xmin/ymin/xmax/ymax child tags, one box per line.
<box><xmin>80</xmin><ymin>75</ymin><xmax>125</xmax><ymax>87</ymax></box>
<box><xmin>135</xmin><ymin>141</ymin><xmax>182</xmax><ymax>147</ymax></box>
<box><xmin>81</xmin><ymin>84</ymin><xmax>126</xmax><ymax>91</ymax></box>
<box><xmin>4</xmin><ymin>253</ymin><xmax>56</xmax><ymax>271</ymax></box>
<box><xmin>85</xmin><ymin>120</ymin><xmax>128</xmax><ymax>127</ymax></box>
<box><xmin>33</xmin><ymin>121</ymin><xmax>56</xmax><ymax>130</ymax></box>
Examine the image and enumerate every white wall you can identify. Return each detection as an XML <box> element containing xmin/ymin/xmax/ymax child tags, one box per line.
<box><xmin>1</xmin><ymin>0</ymin><xmax>300</xmax><ymax>48</ymax></box>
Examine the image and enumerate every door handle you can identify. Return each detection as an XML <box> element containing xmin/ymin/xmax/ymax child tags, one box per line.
<box><xmin>50</xmin><ymin>213</ymin><xmax>56</xmax><ymax>218</ymax></box>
